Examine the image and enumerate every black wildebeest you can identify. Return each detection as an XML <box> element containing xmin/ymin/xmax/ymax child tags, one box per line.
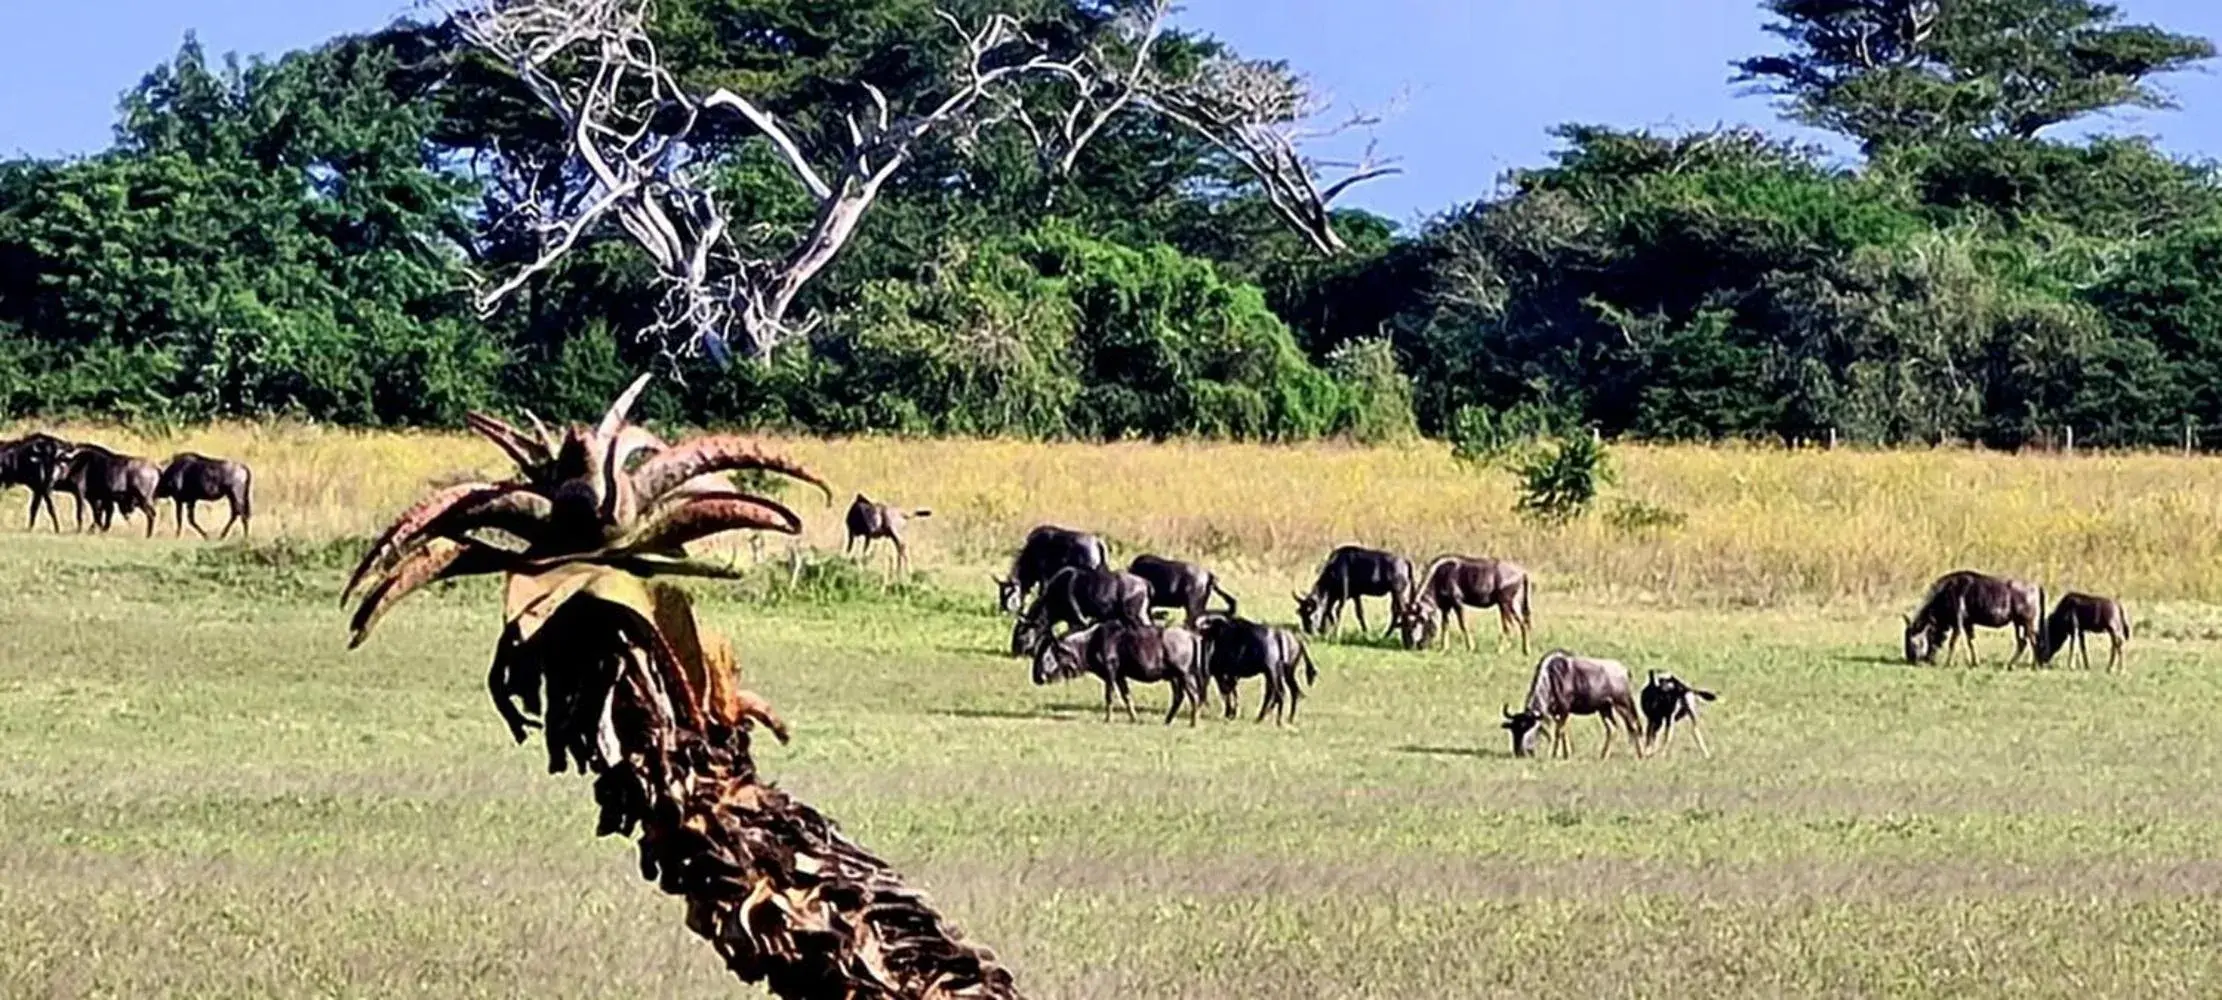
<box><xmin>2036</xmin><ymin>593</ymin><xmax>2131</xmax><ymax>672</ymax></box>
<box><xmin>1193</xmin><ymin>615</ymin><xmax>1317</xmax><ymax>725</ymax></box>
<box><xmin>1404</xmin><ymin>555</ymin><xmax>1534</xmax><ymax>654</ymax></box>
<box><xmin>60</xmin><ymin>445</ymin><xmax>160</xmax><ymax>536</ymax></box>
<box><xmin>1500</xmin><ymin>650</ymin><xmax>1645</xmax><ymax>760</ymax></box>
<box><xmin>844</xmin><ymin>493</ymin><xmax>930</xmax><ymax>573</ymax></box>
<box><xmin>1009</xmin><ymin>565</ymin><xmax>1151</xmax><ymax>656</ymax></box>
<box><xmin>1903</xmin><ymin>570</ymin><xmax>2045</xmax><ymax>668</ymax></box>
<box><xmin>0</xmin><ymin>433</ymin><xmax>72</xmax><ymax>531</ymax></box>
<box><xmin>995</xmin><ymin>524</ymin><xmax>1110</xmax><ymax>614</ymax></box>
<box><xmin>1294</xmin><ymin>545</ymin><xmax>1413</xmax><ymax>637</ymax></box>
<box><xmin>1639</xmin><ymin>671</ymin><xmax>1717</xmax><ymax>759</ymax></box>
<box><xmin>1127</xmin><ymin>554</ymin><xmax>1238</xmax><ymax>623</ymax></box>
<box><xmin>155</xmin><ymin>452</ymin><xmax>254</xmax><ymax>539</ymax></box>
<box><xmin>1031</xmin><ymin>622</ymin><xmax>1207</xmax><ymax>725</ymax></box>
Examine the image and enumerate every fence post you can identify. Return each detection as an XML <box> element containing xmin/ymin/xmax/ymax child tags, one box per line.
<box><xmin>1827</xmin><ymin>428</ymin><xmax>1838</xmax><ymax>451</ymax></box>
<box><xmin>2065</xmin><ymin>426</ymin><xmax>2075</xmax><ymax>455</ymax></box>
<box><xmin>2186</xmin><ymin>417</ymin><xmax>2196</xmax><ymax>457</ymax></box>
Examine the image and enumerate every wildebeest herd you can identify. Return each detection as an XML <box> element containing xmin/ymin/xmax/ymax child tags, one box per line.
<box><xmin>0</xmin><ymin>432</ymin><xmax>253</xmax><ymax>539</ymax></box>
<box><xmin>966</xmin><ymin>521</ymin><xmax>2132</xmax><ymax>760</ymax></box>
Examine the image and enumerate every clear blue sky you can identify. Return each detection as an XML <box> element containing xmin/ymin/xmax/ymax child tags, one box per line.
<box><xmin>5</xmin><ymin>0</ymin><xmax>2220</xmax><ymax>226</ymax></box>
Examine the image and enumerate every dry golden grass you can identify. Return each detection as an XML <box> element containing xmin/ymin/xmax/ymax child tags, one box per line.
<box><xmin>14</xmin><ymin>421</ymin><xmax>2222</xmax><ymax>608</ymax></box>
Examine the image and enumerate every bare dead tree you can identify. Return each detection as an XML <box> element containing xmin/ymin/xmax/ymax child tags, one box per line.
<box><xmin>1019</xmin><ymin>0</ymin><xmax>1402</xmax><ymax>256</ymax></box>
<box><xmin>446</xmin><ymin>0</ymin><xmax>1398</xmax><ymax>360</ymax></box>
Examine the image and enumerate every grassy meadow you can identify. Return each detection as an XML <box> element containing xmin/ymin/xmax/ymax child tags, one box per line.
<box><xmin>4</xmin><ymin>425</ymin><xmax>2222</xmax><ymax>997</ymax></box>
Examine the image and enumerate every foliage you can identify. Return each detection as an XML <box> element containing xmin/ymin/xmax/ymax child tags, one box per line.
<box><xmin>1739</xmin><ymin>0</ymin><xmax>2215</xmax><ymax>151</ymax></box>
<box><xmin>1512</xmin><ymin>434</ymin><xmax>1615</xmax><ymax>524</ymax></box>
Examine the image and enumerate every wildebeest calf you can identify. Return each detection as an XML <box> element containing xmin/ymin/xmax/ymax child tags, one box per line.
<box><xmin>844</xmin><ymin>493</ymin><xmax>930</xmax><ymax>573</ymax></box>
<box><xmin>1031</xmin><ymin>622</ymin><xmax>1207</xmax><ymax>725</ymax></box>
<box><xmin>1193</xmin><ymin>615</ymin><xmax>1317</xmax><ymax>726</ymax></box>
<box><xmin>996</xmin><ymin>524</ymin><xmax>1110</xmax><ymax>614</ymax></box>
<box><xmin>1903</xmin><ymin>570</ymin><xmax>2044</xmax><ymax>668</ymax></box>
<box><xmin>1010</xmin><ymin>566</ymin><xmax>1151</xmax><ymax>656</ymax></box>
<box><xmin>1501</xmin><ymin>650</ymin><xmax>1645</xmax><ymax>760</ymax></box>
<box><xmin>1127</xmin><ymin>554</ymin><xmax>1238</xmax><ymax>623</ymax></box>
<box><xmin>156</xmin><ymin>452</ymin><xmax>254</xmax><ymax>539</ymax></box>
<box><xmin>2036</xmin><ymin>593</ymin><xmax>2130</xmax><ymax>672</ymax></box>
<box><xmin>1639</xmin><ymin>671</ymin><xmax>1717</xmax><ymax>759</ymax></box>
<box><xmin>0</xmin><ymin>433</ymin><xmax>72</xmax><ymax>531</ymax></box>
<box><xmin>1295</xmin><ymin>545</ymin><xmax>1413</xmax><ymax>637</ymax></box>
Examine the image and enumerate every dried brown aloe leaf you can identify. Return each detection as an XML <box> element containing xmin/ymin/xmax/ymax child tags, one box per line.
<box><xmin>465</xmin><ymin>411</ymin><xmax>553</xmax><ymax>478</ymax></box>
<box><xmin>343</xmin><ymin>481</ymin><xmax>510</xmax><ymax>605</ymax></box>
<box><xmin>617</xmin><ymin>492</ymin><xmax>804</xmax><ymax>555</ymax></box>
<box><xmin>349</xmin><ymin>539</ymin><xmax>517</xmax><ymax>648</ymax></box>
<box><xmin>630</xmin><ymin>436</ymin><xmax>832</xmax><ymax>509</ymax></box>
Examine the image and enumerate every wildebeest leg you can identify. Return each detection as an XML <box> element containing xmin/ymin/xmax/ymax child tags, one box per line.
<box><xmin>186</xmin><ymin>502</ymin><xmax>210</xmax><ymax>539</ymax></box>
<box><xmin>1257</xmin><ymin>669</ymin><xmax>1284</xmax><ymax>725</ymax></box>
<box><xmin>843</xmin><ymin>531</ymin><xmax>856</xmax><ymax>555</ymax></box>
<box><xmin>1218</xmin><ymin>676</ymin><xmax>1239</xmax><ymax>719</ymax></box>
<box><xmin>1117</xmin><ymin>677</ymin><xmax>1140</xmax><ymax>724</ymax></box>
<box><xmin>1683</xmin><ymin>712</ymin><xmax>1712</xmax><ymax>759</ymax></box>
<box><xmin>1454</xmin><ymin>603</ymin><xmax>1474</xmax><ymax>651</ymax></box>
<box><xmin>2107</xmin><ymin>631</ymin><xmax>2123</xmax><ymax>673</ymax></box>
<box><xmin>892</xmin><ymin>533</ymin><xmax>909</xmax><ymax>575</ymax></box>
<box><xmin>1550</xmin><ymin>716</ymin><xmax>1570</xmax><ymax>759</ymax></box>
<box><xmin>1352</xmin><ymin>595</ymin><xmax>1369</xmax><ymax>635</ymax></box>
<box><xmin>218</xmin><ymin>502</ymin><xmax>242</xmax><ymax>540</ymax></box>
<box><xmin>1102</xmin><ymin>678</ymin><xmax>1117</xmax><ymax>723</ymax></box>
<box><xmin>172</xmin><ymin>500</ymin><xmax>185</xmax><ymax>536</ymax></box>
<box><xmin>2008</xmin><ymin>620</ymin><xmax>2029</xmax><ymax>668</ymax></box>
<box><xmin>1598</xmin><ymin>715</ymin><xmax>1616</xmax><ymax>759</ymax></box>
<box><xmin>141</xmin><ymin>497</ymin><xmax>155</xmax><ymax>538</ymax></box>
<box><xmin>1163</xmin><ymin>679</ymin><xmax>1184</xmax><ymax>726</ymax></box>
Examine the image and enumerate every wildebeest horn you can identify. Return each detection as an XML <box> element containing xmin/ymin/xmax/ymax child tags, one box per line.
<box><xmin>1502</xmin><ymin>704</ymin><xmax>1514</xmax><ymax>720</ymax></box>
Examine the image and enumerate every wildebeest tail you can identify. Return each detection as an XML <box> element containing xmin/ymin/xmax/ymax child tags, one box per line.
<box><xmin>1210</xmin><ymin>577</ymin><xmax>1239</xmax><ymax>617</ymax></box>
<box><xmin>2122</xmin><ymin>603</ymin><xmax>2133</xmax><ymax>640</ymax></box>
<box><xmin>910</xmin><ymin>508</ymin><xmax>933</xmax><ymax>518</ymax></box>
<box><xmin>1520</xmin><ymin>574</ymin><xmax>1533</xmax><ymax>626</ymax></box>
<box><xmin>237</xmin><ymin>464</ymin><xmax>254</xmax><ymax>518</ymax></box>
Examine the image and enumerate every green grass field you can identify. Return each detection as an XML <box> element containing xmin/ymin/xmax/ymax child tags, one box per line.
<box><xmin>3</xmin><ymin>524</ymin><xmax>2220</xmax><ymax>999</ymax></box>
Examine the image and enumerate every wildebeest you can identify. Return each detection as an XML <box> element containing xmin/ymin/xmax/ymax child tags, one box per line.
<box><xmin>2035</xmin><ymin>593</ymin><xmax>2131</xmax><ymax>672</ymax></box>
<box><xmin>1405</xmin><ymin>555</ymin><xmax>1534</xmax><ymax>654</ymax></box>
<box><xmin>0</xmin><ymin>433</ymin><xmax>72</xmax><ymax>531</ymax></box>
<box><xmin>1031</xmin><ymin>622</ymin><xmax>1207</xmax><ymax>725</ymax></box>
<box><xmin>60</xmin><ymin>446</ymin><xmax>160</xmax><ymax>536</ymax></box>
<box><xmin>1193</xmin><ymin>615</ymin><xmax>1317</xmax><ymax>725</ymax></box>
<box><xmin>1500</xmin><ymin>650</ymin><xmax>1645</xmax><ymax>760</ymax></box>
<box><xmin>995</xmin><ymin>525</ymin><xmax>1110</xmax><ymax>614</ymax></box>
<box><xmin>1639</xmin><ymin>671</ymin><xmax>1717</xmax><ymax>759</ymax></box>
<box><xmin>1903</xmin><ymin>570</ymin><xmax>2044</xmax><ymax>668</ymax></box>
<box><xmin>1127</xmin><ymin>554</ymin><xmax>1238</xmax><ymax>623</ymax></box>
<box><xmin>1010</xmin><ymin>566</ymin><xmax>1152</xmax><ymax>656</ymax></box>
<box><xmin>1294</xmin><ymin>545</ymin><xmax>1414</xmax><ymax>636</ymax></box>
<box><xmin>155</xmin><ymin>452</ymin><xmax>254</xmax><ymax>539</ymax></box>
<box><xmin>843</xmin><ymin>493</ymin><xmax>930</xmax><ymax>573</ymax></box>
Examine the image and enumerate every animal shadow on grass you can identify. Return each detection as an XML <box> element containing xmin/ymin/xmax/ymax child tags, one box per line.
<box><xmin>1841</xmin><ymin>653</ymin><xmax>1909</xmax><ymax>667</ymax></box>
<box><xmin>1394</xmin><ymin>744</ymin><xmax>1503</xmax><ymax>761</ymax></box>
<box><xmin>928</xmin><ymin>703</ymin><xmax>1106</xmax><ymax>723</ymax></box>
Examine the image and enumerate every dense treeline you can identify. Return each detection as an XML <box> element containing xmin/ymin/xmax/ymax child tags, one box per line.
<box><xmin>3</xmin><ymin>0</ymin><xmax>2220</xmax><ymax>448</ymax></box>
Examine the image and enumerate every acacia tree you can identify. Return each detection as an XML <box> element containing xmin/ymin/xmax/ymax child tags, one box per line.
<box><xmin>442</xmin><ymin>0</ymin><xmax>1393</xmax><ymax>361</ymax></box>
<box><xmin>1737</xmin><ymin>0</ymin><xmax>2214</xmax><ymax>151</ymax></box>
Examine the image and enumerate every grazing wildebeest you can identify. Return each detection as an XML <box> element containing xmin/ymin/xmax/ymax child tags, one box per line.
<box><xmin>1031</xmin><ymin>622</ymin><xmax>1207</xmax><ymax>725</ymax></box>
<box><xmin>995</xmin><ymin>525</ymin><xmax>1110</xmax><ymax>614</ymax></box>
<box><xmin>1903</xmin><ymin>570</ymin><xmax>2044</xmax><ymax>668</ymax></box>
<box><xmin>1193</xmin><ymin>615</ymin><xmax>1317</xmax><ymax>725</ymax></box>
<box><xmin>1405</xmin><ymin>555</ymin><xmax>1534</xmax><ymax>654</ymax></box>
<box><xmin>0</xmin><ymin>433</ymin><xmax>72</xmax><ymax>531</ymax></box>
<box><xmin>1009</xmin><ymin>566</ymin><xmax>1152</xmax><ymax>656</ymax></box>
<box><xmin>155</xmin><ymin>452</ymin><xmax>254</xmax><ymax>539</ymax></box>
<box><xmin>1499</xmin><ymin>650</ymin><xmax>1645</xmax><ymax>760</ymax></box>
<box><xmin>2036</xmin><ymin>593</ymin><xmax>2131</xmax><ymax>672</ymax></box>
<box><xmin>1294</xmin><ymin>545</ymin><xmax>1413</xmax><ymax>637</ymax></box>
<box><xmin>60</xmin><ymin>446</ymin><xmax>160</xmax><ymax>536</ymax></box>
<box><xmin>1639</xmin><ymin>671</ymin><xmax>1717</xmax><ymax>759</ymax></box>
<box><xmin>843</xmin><ymin>493</ymin><xmax>930</xmax><ymax>573</ymax></box>
<box><xmin>1127</xmin><ymin>554</ymin><xmax>1238</xmax><ymax>623</ymax></box>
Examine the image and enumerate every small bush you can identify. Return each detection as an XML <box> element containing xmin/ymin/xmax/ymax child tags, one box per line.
<box><xmin>1514</xmin><ymin>434</ymin><xmax>1615</xmax><ymax>524</ymax></box>
<box><xmin>1451</xmin><ymin>402</ymin><xmax>1565</xmax><ymax>467</ymax></box>
<box><xmin>1606</xmin><ymin>498</ymin><xmax>1688</xmax><ymax>535</ymax></box>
